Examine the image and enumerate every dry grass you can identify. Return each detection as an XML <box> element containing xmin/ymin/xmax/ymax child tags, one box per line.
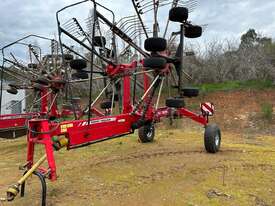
<box><xmin>1</xmin><ymin>88</ymin><xmax>275</xmax><ymax>206</ymax></box>
<box><xmin>0</xmin><ymin>126</ymin><xmax>275</xmax><ymax>206</ymax></box>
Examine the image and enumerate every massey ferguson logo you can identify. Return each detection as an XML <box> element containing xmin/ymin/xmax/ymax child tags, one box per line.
<box><xmin>78</xmin><ymin>117</ymin><xmax>116</xmax><ymax>127</ymax></box>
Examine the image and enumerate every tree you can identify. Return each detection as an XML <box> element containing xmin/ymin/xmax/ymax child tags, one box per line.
<box><xmin>240</xmin><ymin>28</ymin><xmax>258</xmax><ymax>48</ymax></box>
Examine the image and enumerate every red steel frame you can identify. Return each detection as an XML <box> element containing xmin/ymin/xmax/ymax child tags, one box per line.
<box><xmin>25</xmin><ymin>61</ymin><xmax>210</xmax><ymax>181</ymax></box>
<box><xmin>0</xmin><ymin>81</ymin><xmax>84</xmax><ymax>133</ymax></box>
<box><xmin>0</xmin><ymin>88</ymin><xmax>49</xmax><ymax>132</ymax></box>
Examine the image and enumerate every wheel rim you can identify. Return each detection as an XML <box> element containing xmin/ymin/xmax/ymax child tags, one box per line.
<box><xmin>214</xmin><ymin>134</ymin><xmax>220</xmax><ymax>146</ymax></box>
<box><xmin>147</xmin><ymin>126</ymin><xmax>153</xmax><ymax>138</ymax></box>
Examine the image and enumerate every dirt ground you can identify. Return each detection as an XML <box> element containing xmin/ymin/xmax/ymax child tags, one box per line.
<box><xmin>0</xmin><ymin>89</ymin><xmax>275</xmax><ymax>206</ymax></box>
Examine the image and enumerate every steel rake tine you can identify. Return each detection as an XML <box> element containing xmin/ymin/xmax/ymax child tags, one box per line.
<box><xmin>118</xmin><ymin>18</ymin><xmax>139</xmax><ymax>30</ymax></box>
<box><xmin>123</xmin><ymin>23</ymin><xmax>145</xmax><ymax>34</ymax></box>
<box><xmin>178</xmin><ymin>0</ymin><xmax>198</xmax><ymax>8</ymax></box>
<box><xmin>62</xmin><ymin>20</ymin><xmax>76</xmax><ymax>28</ymax></box>
<box><xmin>62</xmin><ymin>24</ymin><xmax>79</xmax><ymax>32</ymax></box>
<box><xmin>62</xmin><ymin>18</ymin><xmax>75</xmax><ymax>25</ymax></box>
<box><xmin>178</xmin><ymin>0</ymin><xmax>198</xmax><ymax>5</ymax></box>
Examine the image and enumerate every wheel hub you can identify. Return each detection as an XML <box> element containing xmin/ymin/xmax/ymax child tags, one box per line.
<box><xmin>214</xmin><ymin>134</ymin><xmax>220</xmax><ymax>146</ymax></box>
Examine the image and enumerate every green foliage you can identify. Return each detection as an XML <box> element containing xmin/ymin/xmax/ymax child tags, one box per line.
<box><xmin>198</xmin><ymin>80</ymin><xmax>274</xmax><ymax>93</ymax></box>
<box><xmin>240</xmin><ymin>28</ymin><xmax>258</xmax><ymax>47</ymax></box>
<box><xmin>240</xmin><ymin>28</ymin><xmax>273</xmax><ymax>50</ymax></box>
<box><xmin>261</xmin><ymin>103</ymin><xmax>273</xmax><ymax>121</ymax></box>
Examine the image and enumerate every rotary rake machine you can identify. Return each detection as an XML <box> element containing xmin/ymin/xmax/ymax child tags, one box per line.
<box><xmin>1</xmin><ymin>0</ymin><xmax>221</xmax><ymax>205</ymax></box>
<box><xmin>0</xmin><ymin>35</ymin><xmax>85</xmax><ymax>138</ymax></box>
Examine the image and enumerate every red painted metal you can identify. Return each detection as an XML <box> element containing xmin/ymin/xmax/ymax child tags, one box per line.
<box><xmin>0</xmin><ymin>113</ymin><xmax>42</xmax><ymax>130</ymax></box>
<box><xmin>122</xmin><ymin>76</ymin><xmax>132</xmax><ymax>113</ymax></box>
<box><xmin>22</xmin><ymin>60</ymin><xmax>212</xmax><ymax>182</ymax></box>
<box><xmin>27</xmin><ymin>119</ymin><xmax>57</xmax><ymax>180</ymax></box>
<box><xmin>0</xmin><ymin>83</ymin><xmax>79</xmax><ymax>133</ymax></box>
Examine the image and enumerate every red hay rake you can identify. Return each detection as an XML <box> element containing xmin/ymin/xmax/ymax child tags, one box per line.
<box><xmin>0</xmin><ymin>35</ymin><xmax>84</xmax><ymax>138</ymax></box>
<box><xmin>0</xmin><ymin>0</ymin><xmax>221</xmax><ymax>205</ymax></box>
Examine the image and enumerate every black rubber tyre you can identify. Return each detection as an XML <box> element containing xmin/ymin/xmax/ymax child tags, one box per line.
<box><xmin>94</xmin><ymin>36</ymin><xmax>106</xmax><ymax>47</ymax></box>
<box><xmin>169</xmin><ymin>7</ymin><xmax>188</xmax><ymax>22</ymax></box>
<box><xmin>28</xmin><ymin>63</ymin><xmax>38</xmax><ymax>69</ymax></box>
<box><xmin>143</xmin><ymin>57</ymin><xmax>167</xmax><ymax>69</ymax></box>
<box><xmin>36</xmin><ymin>77</ymin><xmax>50</xmax><ymax>85</ymax></box>
<box><xmin>72</xmin><ymin>72</ymin><xmax>89</xmax><ymax>80</ymax></box>
<box><xmin>70</xmin><ymin>59</ymin><xmax>87</xmax><ymax>70</ymax></box>
<box><xmin>8</xmin><ymin>83</ymin><xmax>19</xmax><ymax>89</ymax></box>
<box><xmin>64</xmin><ymin>54</ymin><xmax>74</xmax><ymax>61</ymax></box>
<box><xmin>185</xmin><ymin>25</ymin><xmax>202</xmax><ymax>38</ymax></box>
<box><xmin>100</xmin><ymin>100</ymin><xmax>114</xmax><ymax>109</ymax></box>
<box><xmin>181</xmin><ymin>87</ymin><xmax>199</xmax><ymax>97</ymax></box>
<box><xmin>7</xmin><ymin>87</ymin><xmax>18</xmax><ymax>95</ymax></box>
<box><xmin>204</xmin><ymin>124</ymin><xmax>221</xmax><ymax>153</ymax></box>
<box><xmin>144</xmin><ymin>37</ymin><xmax>167</xmax><ymax>52</ymax></box>
<box><xmin>138</xmin><ymin>123</ymin><xmax>155</xmax><ymax>143</ymax></box>
<box><xmin>165</xmin><ymin>97</ymin><xmax>185</xmax><ymax>108</ymax></box>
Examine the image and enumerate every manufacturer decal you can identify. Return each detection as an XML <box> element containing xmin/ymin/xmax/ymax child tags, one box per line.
<box><xmin>77</xmin><ymin>117</ymin><xmax>117</xmax><ymax>127</ymax></box>
<box><xmin>61</xmin><ymin>123</ymin><xmax>73</xmax><ymax>132</ymax></box>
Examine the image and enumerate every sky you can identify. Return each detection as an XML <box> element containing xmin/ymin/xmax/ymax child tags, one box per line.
<box><xmin>0</xmin><ymin>0</ymin><xmax>274</xmax><ymax>52</ymax></box>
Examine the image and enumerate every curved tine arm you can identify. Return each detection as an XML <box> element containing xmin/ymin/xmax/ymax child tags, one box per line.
<box><xmin>93</xmin><ymin>1</ymin><xmax>115</xmax><ymax>25</ymax></box>
<box><xmin>56</xmin><ymin>0</ymin><xmax>89</xmax><ymax>20</ymax></box>
<box><xmin>116</xmin><ymin>15</ymin><xmax>137</xmax><ymax>26</ymax></box>
<box><xmin>1</xmin><ymin>34</ymin><xmax>56</xmax><ymax>67</ymax></box>
<box><xmin>131</xmin><ymin>31</ymin><xmax>153</xmax><ymax>40</ymax></box>
<box><xmin>28</xmin><ymin>45</ymin><xmax>41</xmax><ymax>63</ymax></box>
<box><xmin>1</xmin><ymin>34</ymin><xmax>54</xmax><ymax>53</ymax></box>
<box><xmin>179</xmin><ymin>1</ymin><xmax>197</xmax><ymax>7</ymax></box>
<box><xmin>158</xmin><ymin>2</ymin><xmax>173</xmax><ymax>7</ymax></box>
<box><xmin>178</xmin><ymin>3</ymin><xmax>197</xmax><ymax>10</ymax></box>
<box><xmin>118</xmin><ymin>18</ymin><xmax>139</xmax><ymax>30</ymax></box>
<box><xmin>91</xmin><ymin>1</ymin><xmax>118</xmax><ymax>63</ymax></box>
<box><xmin>56</xmin><ymin>0</ymin><xmax>116</xmax><ymax>62</ymax></box>
<box><xmin>141</xmin><ymin>7</ymin><xmax>155</xmax><ymax>14</ymax></box>
<box><xmin>139</xmin><ymin>0</ymin><xmax>170</xmax><ymax>9</ymax></box>
<box><xmin>58</xmin><ymin>0</ymin><xmax>117</xmax><ymax>25</ymax></box>
<box><xmin>123</xmin><ymin>22</ymin><xmax>143</xmax><ymax>33</ymax></box>
<box><xmin>56</xmin><ymin>0</ymin><xmax>90</xmax><ymax>64</ymax></box>
<box><xmin>4</xmin><ymin>43</ymin><xmax>41</xmax><ymax>66</ymax></box>
<box><xmin>131</xmin><ymin>0</ymin><xmax>149</xmax><ymax>38</ymax></box>
<box><xmin>127</xmin><ymin>26</ymin><xmax>148</xmax><ymax>37</ymax></box>
<box><xmin>138</xmin><ymin>2</ymin><xmax>156</xmax><ymax>10</ymax></box>
<box><xmin>18</xmin><ymin>42</ymin><xmax>42</xmax><ymax>61</ymax></box>
<box><xmin>179</xmin><ymin>0</ymin><xmax>198</xmax><ymax>5</ymax></box>
<box><xmin>137</xmin><ymin>0</ymin><xmax>154</xmax><ymax>8</ymax></box>
<box><xmin>142</xmin><ymin>2</ymin><xmax>171</xmax><ymax>14</ymax></box>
